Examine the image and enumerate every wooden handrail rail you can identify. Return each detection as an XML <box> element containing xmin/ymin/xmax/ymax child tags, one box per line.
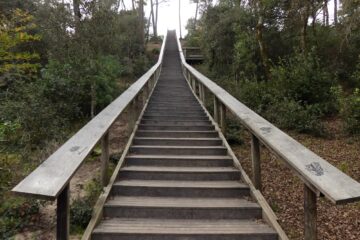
<box><xmin>176</xmin><ymin>35</ymin><xmax>360</xmax><ymax>205</ymax></box>
<box><xmin>177</xmin><ymin>33</ymin><xmax>360</xmax><ymax>239</ymax></box>
<box><xmin>12</xmin><ymin>32</ymin><xmax>167</xmax><ymax>200</ymax></box>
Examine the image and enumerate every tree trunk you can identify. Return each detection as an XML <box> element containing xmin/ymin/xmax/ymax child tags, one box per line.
<box><xmin>132</xmin><ymin>0</ymin><xmax>135</xmax><ymax>10</ymax></box>
<box><xmin>324</xmin><ymin>0</ymin><xmax>329</xmax><ymax>26</ymax></box>
<box><xmin>334</xmin><ymin>0</ymin><xmax>338</xmax><ymax>25</ymax></box>
<box><xmin>194</xmin><ymin>1</ymin><xmax>199</xmax><ymax>30</ymax></box>
<box><xmin>90</xmin><ymin>82</ymin><xmax>96</xmax><ymax>119</ymax></box>
<box><xmin>179</xmin><ymin>0</ymin><xmax>182</xmax><ymax>39</ymax></box>
<box><xmin>73</xmin><ymin>0</ymin><xmax>81</xmax><ymax>22</ymax></box>
<box><xmin>150</xmin><ymin>0</ymin><xmax>157</xmax><ymax>37</ymax></box>
<box><xmin>155</xmin><ymin>0</ymin><xmax>159</xmax><ymax>36</ymax></box>
<box><xmin>138</xmin><ymin>0</ymin><xmax>145</xmax><ymax>47</ymax></box>
<box><xmin>300</xmin><ymin>4</ymin><xmax>310</xmax><ymax>53</ymax></box>
<box><xmin>256</xmin><ymin>15</ymin><xmax>271</xmax><ymax>81</ymax></box>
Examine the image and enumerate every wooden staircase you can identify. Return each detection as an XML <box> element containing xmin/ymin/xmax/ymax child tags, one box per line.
<box><xmin>91</xmin><ymin>31</ymin><xmax>278</xmax><ymax>239</ymax></box>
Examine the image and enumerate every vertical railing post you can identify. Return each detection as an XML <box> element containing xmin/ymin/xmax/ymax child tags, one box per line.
<box><xmin>101</xmin><ymin>131</ymin><xmax>110</xmax><ymax>187</ymax></box>
<box><xmin>219</xmin><ymin>102</ymin><xmax>226</xmax><ymax>133</ymax></box>
<box><xmin>304</xmin><ymin>185</ymin><xmax>317</xmax><ymax>240</ymax></box>
<box><xmin>143</xmin><ymin>84</ymin><xmax>148</xmax><ymax>106</ymax></box>
<box><xmin>192</xmin><ymin>77</ymin><xmax>196</xmax><ymax>91</ymax></box>
<box><xmin>199</xmin><ymin>83</ymin><xmax>203</xmax><ymax>102</ymax></box>
<box><xmin>213</xmin><ymin>96</ymin><xmax>219</xmax><ymax>123</ymax></box>
<box><xmin>57</xmin><ymin>184</ymin><xmax>69</xmax><ymax>240</ymax></box>
<box><xmin>251</xmin><ymin>134</ymin><xmax>261</xmax><ymax>190</ymax></box>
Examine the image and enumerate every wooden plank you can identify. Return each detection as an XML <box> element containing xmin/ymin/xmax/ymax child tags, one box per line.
<box><xmin>11</xmin><ymin>32</ymin><xmax>168</xmax><ymax>200</ymax></box>
<box><xmin>176</xmin><ymin>33</ymin><xmax>360</xmax><ymax>205</ymax></box>
<box><xmin>100</xmin><ymin>132</ymin><xmax>110</xmax><ymax>187</ymax></box>
<box><xmin>57</xmin><ymin>184</ymin><xmax>69</xmax><ymax>240</ymax></box>
<box><xmin>251</xmin><ymin>134</ymin><xmax>261</xmax><ymax>190</ymax></box>
<box><xmin>304</xmin><ymin>185</ymin><xmax>317</xmax><ymax>240</ymax></box>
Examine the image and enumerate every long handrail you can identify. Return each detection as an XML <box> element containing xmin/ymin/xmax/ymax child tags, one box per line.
<box><xmin>11</xmin><ymin>32</ymin><xmax>167</xmax><ymax>239</ymax></box>
<box><xmin>12</xmin><ymin>33</ymin><xmax>167</xmax><ymax>200</ymax></box>
<box><xmin>176</xmin><ymin>34</ymin><xmax>360</xmax><ymax>239</ymax></box>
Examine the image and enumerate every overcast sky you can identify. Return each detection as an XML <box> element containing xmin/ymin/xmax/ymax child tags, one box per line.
<box><xmin>123</xmin><ymin>0</ymin><xmax>338</xmax><ymax>37</ymax></box>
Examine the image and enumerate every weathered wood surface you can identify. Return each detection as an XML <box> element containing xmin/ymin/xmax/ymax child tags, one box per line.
<box><xmin>177</xmin><ymin>36</ymin><xmax>360</xmax><ymax>205</ymax></box>
<box><xmin>12</xmin><ymin>33</ymin><xmax>167</xmax><ymax>200</ymax></box>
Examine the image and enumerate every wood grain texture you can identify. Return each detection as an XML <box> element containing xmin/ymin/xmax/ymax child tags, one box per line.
<box><xmin>176</xmin><ymin>34</ymin><xmax>360</xmax><ymax>205</ymax></box>
<box><xmin>12</xmin><ymin>32</ymin><xmax>167</xmax><ymax>200</ymax></box>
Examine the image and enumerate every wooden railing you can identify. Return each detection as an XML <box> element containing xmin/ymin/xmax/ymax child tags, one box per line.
<box><xmin>176</xmin><ymin>34</ymin><xmax>360</xmax><ymax>240</ymax></box>
<box><xmin>183</xmin><ymin>46</ymin><xmax>204</xmax><ymax>62</ymax></box>
<box><xmin>12</xmin><ymin>32</ymin><xmax>167</xmax><ymax>239</ymax></box>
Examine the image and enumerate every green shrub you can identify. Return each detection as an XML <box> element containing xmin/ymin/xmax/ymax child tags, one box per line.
<box><xmin>271</xmin><ymin>50</ymin><xmax>338</xmax><ymax>116</ymax></box>
<box><xmin>0</xmin><ymin>197</ymin><xmax>40</xmax><ymax>238</ymax></box>
<box><xmin>266</xmin><ymin>100</ymin><xmax>325</xmax><ymax>136</ymax></box>
<box><xmin>225</xmin><ymin>118</ymin><xmax>244</xmax><ymax>145</ymax></box>
<box><xmin>342</xmin><ymin>89</ymin><xmax>360</xmax><ymax>135</ymax></box>
<box><xmin>70</xmin><ymin>178</ymin><xmax>102</xmax><ymax>233</ymax></box>
<box><xmin>70</xmin><ymin>199</ymin><xmax>93</xmax><ymax>233</ymax></box>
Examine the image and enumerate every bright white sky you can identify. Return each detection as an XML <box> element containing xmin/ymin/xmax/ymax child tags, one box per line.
<box><xmin>124</xmin><ymin>0</ymin><xmax>197</xmax><ymax>37</ymax></box>
<box><xmin>65</xmin><ymin>0</ymin><xmax>339</xmax><ymax>37</ymax></box>
<box><xmin>123</xmin><ymin>0</ymin><xmax>338</xmax><ymax>37</ymax></box>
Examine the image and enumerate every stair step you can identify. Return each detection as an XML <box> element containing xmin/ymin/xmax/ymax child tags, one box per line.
<box><xmin>92</xmin><ymin>218</ymin><xmax>278</xmax><ymax>240</ymax></box>
<box><xmin>136</xmin><ymin>130</ymin><xmax>218</xmax><ymax>138</ymax></box>
<box><xmin>133</xmin><ymin>137</ymin><xmax>222</xmax><ymax>146</ymax></box>
<box><xmin>141</xmin><ymin>115</ymin><xmax>209</xmax><ymax>120</ymax></box>
<box><xmin>140</xmin><ymin>120</ymin><xmax>211</xmax><ymax>126</ymax></box>
<box><xmin>111</xmin><ymin>180</ymin><xmax>250</xmax><ymax>198</ymax></box>
<box><xmin>118</xmin><ymin>166</ymin><xmax>239</xmax><ymax>181</ymax></box>
<box><xmin>103</xmin><ymin>196</ymin><xmax>261</xmax><ymax>219</ymax></box>
<box><xmin>129</xmin><ymin>146</ymin><xmax>227</xmax><ymax>155</ymax></box>
<box><xmin>125</xmin><ymin>155</ymin><xmax>234</xmax><ymax>167</ymax></box>
<box><xmin>138</xmin><ymin>125</ymin><xmax>214</xmax><ymax>131</ymax></box>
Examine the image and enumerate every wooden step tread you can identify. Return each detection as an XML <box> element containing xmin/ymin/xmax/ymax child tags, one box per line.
<box><xmin>133</xmin><ymin>137</ymin><xmax>220</xmax><ymax>141</ymax></box>
<box><xmin>93</xmin><ymin>218</ymin><xmax>276</xmax><ymax>234</ymax></box>
<box><xmin>105</xmin><ymin>196</ymin><xmax>258</xmax><ymax>208</ymax></box>
<box><xmin>131</xmin><ymin>145</ymin><xmax>226</xmax><ymax>149</ymax></box>
<box><xmin>126</xmin><ymin>155</ymin><xmax>232</xmax><ymax>160</ymax></box>
<box><xmin>121</xmin><ymin>166</ymin><xmax>238</xmax><ymax>173</ymax></box>
<box><xmin>114</xmin><ymin>180</ymin><xmax>247</xmax><ymax>188</ymax></box>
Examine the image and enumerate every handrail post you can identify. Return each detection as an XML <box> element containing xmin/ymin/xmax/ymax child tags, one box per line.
<box><xmin>101</xmin><ymin>131</ymin><xmax>110</xmax><ymax>187</ymax></box>
<box><xmin>251</xmin><ymin>134</ymin><xmax>261</xmax><ymax>190</ymax></box>
<box><xmin>213</xmin><ymin>96</ymin><xmax>219</xmax><ymax>123</ymax></box>
<box><xmin>219</xmin><ymin>102</ymin><xmax>226</xmax><ymax>133</ymax></box>
<box><xmin>199</xmin><ymin>83</ymin><xmax>203</xmax><ymax>102</ymax></box>
<box><xmin>192</xmin><ymin>77</ymin><xmax>196</xmax><ymax>91</ymax></box>
<box><xmin>57</xmin><ymin>184</ymin><xmax>69</xmax><ymax>240</ymax></box>
<box><xmin>304</xmin><ymin>185</ymin><xmax>317</xmax><ymax>240</ymax></box>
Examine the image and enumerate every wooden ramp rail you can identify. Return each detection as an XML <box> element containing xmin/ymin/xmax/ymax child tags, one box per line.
<box><xmin>11</xmin><ymin>33</ymin><xmax>167</xmax><ymax>239</ymax></box>
<box><xmin>183</xmin><ymin>46</ymin><xmax>204</xmax><ymax>62</ymax></box>
<box><xmin>176</xmin><ymin>34</ymin><xmax>360</xmax><ymax>240</ymax></box>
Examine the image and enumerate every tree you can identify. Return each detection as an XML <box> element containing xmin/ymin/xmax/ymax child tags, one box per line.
<box><xmin>0</xmin><ymin>9</ymin><xmax>41</xmax><ymax>87</ymax></box>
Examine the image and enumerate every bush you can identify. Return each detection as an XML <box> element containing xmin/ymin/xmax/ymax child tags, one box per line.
<box><xmin>70</xmin><ymin>178</ymin><xmax>102</xmax><ymax>233</ymax></box>
<box><xmin>0</xmin><ymin>197</ymin><xmax>40</xmax><ymax>238</ymax></box>
<box><xmin>70</xmin><ymin>199</ymin><xmax>93</xmax><ymax>233</ymax></box>
<box><xmin>271</xmin><ymin>50</ymin><xmax>338</xmax><ymax>116</ymax></box>
<box><xmin>342</xmin><ymin>89</ymin><xmax>360</xmax><ymax>135</ymax></box>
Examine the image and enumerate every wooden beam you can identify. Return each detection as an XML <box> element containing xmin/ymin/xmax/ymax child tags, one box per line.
<box><xmin>304</xmin><ymin>185</ymin><xmax>317</xmax><ymax>240</ymax></box>
<box><xmin>251</xmin><ymin>134</ymin><xmax>261</xmax><ymax>190</ymax></box>
<box><xmin>100</xmin><ymin>132</ymin><xmax>110</xmax><ymax>187</ymax></box>
<box><xmin>219</xmin><ymin>102</ymin><xmax>226</xmax><ymax>133</ymax></box>
<box><xmin>57</xmin><ymin>184</ymin><xmax>69</xmax><ymax>240</ymax></box>
<box><xmin>213</xmin><ymin>96</ymin><xmax>219</xmax><ymax>123</ymax></box>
